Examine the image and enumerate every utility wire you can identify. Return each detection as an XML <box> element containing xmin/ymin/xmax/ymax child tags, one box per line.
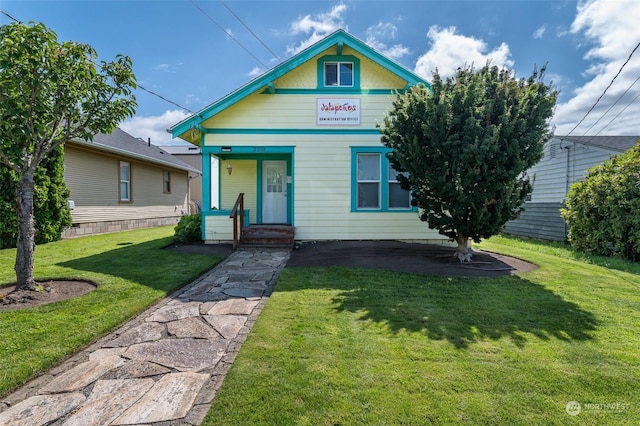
<box><xmin>190</xmin><ymin>0</ymin><xmax>269</xmax><ymax>69</ymax></box>
<box><xmin>0</xmin><ymin>9</ymin><xmax>21</xmax><ymax>23</ymax></box>
<box><xmin>580</xmin><ymin>73</ymin><xmax>640</xmax><ymax>136</ymax></box>
<box><xmin>221</xmin><ymin>1</ymin><xmax>281</xmax><ymax>62</ymax></box>
<box><xmin>593</xmin><ymin>90</ymin><xmax>640</xmax><ymax>136</ymax></box>
<box><xmin>564</xmin><ymin>40</ymin><xmax>640</xmax><ymax>139</ymax></box>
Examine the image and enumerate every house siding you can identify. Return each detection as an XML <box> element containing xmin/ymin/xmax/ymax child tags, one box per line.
<box><xmin>63</xmin><ymin>143</ymin><xmax>189</xmax><ymax>237</ymax></box>
<box><xmin>506</xmin><ymin>138</ymin><xmax>624</xmax><ymax>241</ymax></box>
<box><xmin>503</xmin><ymin>202</ymin><xmax>566</xmax><ymax>241</ymax></box>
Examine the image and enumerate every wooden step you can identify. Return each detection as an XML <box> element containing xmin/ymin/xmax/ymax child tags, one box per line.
<box><xmin>240</xmin><ymin>225</ymin><xmax>295</xmax><ymax>248</ymax></box>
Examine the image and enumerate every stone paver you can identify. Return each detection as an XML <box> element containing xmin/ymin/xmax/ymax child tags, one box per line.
<box><xmin>0</xmin><ymin>248</ymin><xmax>290</xmax><ymax>425</ymax></box>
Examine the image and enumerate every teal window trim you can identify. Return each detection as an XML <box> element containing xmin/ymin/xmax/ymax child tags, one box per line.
<box><xmin>318</xmin><ymin>55</ymin><xmax>360</xmax><ymax>89</ymax></box>
<box><xmin>350</xmin><ymin>147</ymin><xmax>415</xmax><ymax>213</ymax></box>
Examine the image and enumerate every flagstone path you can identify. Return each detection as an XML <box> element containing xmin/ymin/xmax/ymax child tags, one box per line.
<box><xmin>0</xmin><ymin>249</ymin><xmax>290</xmax><ymax>426</ymax></box>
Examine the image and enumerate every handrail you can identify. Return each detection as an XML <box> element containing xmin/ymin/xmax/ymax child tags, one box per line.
<box><xmin>229</xmin><ymin>193</ymin><xmax>245</xmax><ymax>249</ymax></box>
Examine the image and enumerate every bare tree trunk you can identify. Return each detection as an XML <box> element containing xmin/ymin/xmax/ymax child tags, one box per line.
<box><xmin>15</xmin><ymin>169</ymin><xmax>37</xmax><ymax>290</ymax></box>
<box><xmin>455</xmin><ymin>234</ymin><xmax>473</xmax><ymax>263</ymax></box>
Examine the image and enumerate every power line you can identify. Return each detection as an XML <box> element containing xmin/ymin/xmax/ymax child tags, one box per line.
<box><xmin>0</xmin><ymin>9</ymin><xmax>21</xmax><ymax>23</ymax></box>
<box><xmin>189</xmin><ymin>0</ymin><xmax>269</xmax><ymax>69</ymax></box>
<box><xmin>221</xmin><ymin>1</ymin><xmax>281</xmax><ymax>62</ymax></box>
<box><xmin>593</xmin><ymin>90</ymin><xmax>640</xmax><ymax>136</ymax></box>
<box><xmin>580</xmin><ymin>73</ymin><xmax>640</xmax><ymax>136</ymax></box>
<box><xmin>137</xmin><ymin>84</ymin><xmax>196</xmax><ymax>115</ymax></box>
<box><xmin>564</xmin><ymin>40</ymin><xmax>640</xmax><ymax>138</ymax></box>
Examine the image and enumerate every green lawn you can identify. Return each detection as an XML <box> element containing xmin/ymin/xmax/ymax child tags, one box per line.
<box><xmin>204</xmin><ymin>235</ymin><xmax>639</xmax><ymax>425</ymax></box>
<box><xmin>0</xmin><ymin>226</ymin><xmax>222</xmax><ymax>397</ymax></box>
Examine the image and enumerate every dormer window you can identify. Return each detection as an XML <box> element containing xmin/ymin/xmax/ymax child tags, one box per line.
<box><xmin>324</xmin><ymin>62</ymin><xmax>353</xmax><ymax>87</ymax></box>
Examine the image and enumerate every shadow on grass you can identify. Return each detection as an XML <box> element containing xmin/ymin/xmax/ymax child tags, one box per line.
<box><xmin>281</xmin><ymin>267</ymin><xmax>598</xmax><ymax>349</ymax></box>
<box><xmin>57</xmin><ymin>239</ymin><xmax>221</xmax><ymax>293</ymax></box>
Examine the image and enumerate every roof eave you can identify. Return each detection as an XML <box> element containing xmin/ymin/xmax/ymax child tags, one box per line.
<box><xmin>67</xmin><ymin>138</ymin><xmax>200</xmax><ymax>174</ymax></box>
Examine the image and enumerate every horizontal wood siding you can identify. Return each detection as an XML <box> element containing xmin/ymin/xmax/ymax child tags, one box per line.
<box><xmin>503</xmin><ymin>202</ymin><xmax>567</xmax><ymax>241</ymax></box>
<box><xmin>529</xmin><ymin>141</ymin><xmax>619</xmax><ymax>203</ymax></box>
<box><xmin>65</xmin><ymin>144</ymin><xmax>189</xmax><ymax>223</ymax></box>
<box><xmin>69</xmin><ymin>205</ymin><xmax>187</xmax><ymax>223</ymax></box>
<box><xmin>204</xmin><ymin>93</ymin><xmax>393</xmax><ymax>130</ymax></box>
<box><xmin>205</xmin><ymin>132</ymin><xmax>443</xmax><ymax>242</ymax></box>
<box><xmin>65</xmin><ymin>146</ymin><xmax>118</xmax><ymax>205</ymax></box>
<box><xmin>219</xmin><ymin>160</ymin><xmax>258</xmax><ymax>223</ymax></box>
<box><xmin>204</xmin><ymin>215</ymin><xmax>234</xmax><ymax>242</ymax></box>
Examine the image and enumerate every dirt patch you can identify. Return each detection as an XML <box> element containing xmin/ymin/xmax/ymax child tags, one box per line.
<box><xmin>287</xmin><ymin>240</ymin><xmax>537</xmax><ymax>277</ymax></box>
<box><xmin>0</xmin><ymin>280</ymin><xmax>97</xmax><ymax>310</ymax></box>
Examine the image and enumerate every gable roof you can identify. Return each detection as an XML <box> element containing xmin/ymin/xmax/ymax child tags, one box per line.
<box><xmin>554</xmin><ymin>135</ymin><xmax>640</xmax><ymax>153</ymax></box>
<box><xmin>68</xmin><ymin>128</ymin><xmax>199</xmax><ymax>173</ymax></box>
<box><xmin>170</xmin><ymin>29</ymin><xmax>430</xmax><ymax>144</ymax></box>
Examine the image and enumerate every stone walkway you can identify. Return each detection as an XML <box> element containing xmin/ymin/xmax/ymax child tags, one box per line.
<box><xmin>0</xmin><ymin>249</ymin><xmax>290</xmax><ymax>426</ymax></box>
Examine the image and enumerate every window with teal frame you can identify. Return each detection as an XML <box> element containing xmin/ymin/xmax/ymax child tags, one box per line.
<box><xmin>318</xmin><ymin>55</ymin><xmax>360</xmax><ymax>90</ymax></box>
<box><xmin>351</xmin><ymin>147</ymin><xmax>412</xmax><ymax>212</ymax></box>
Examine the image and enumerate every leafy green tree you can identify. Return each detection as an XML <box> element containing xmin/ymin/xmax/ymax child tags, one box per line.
<box><xmin>561</xmin><ymin>142</ymin><xmax>640</xmax><ymax>261</ymax></box>
<box><xmin>0</xmin><ymin>145</ymin><xmax>72</xmax><ymax>249</ymax></box>
<box><xmin>380</xmin><ymin>65</ymin><xmax>557</xmax><ymax>261</ymax></box>
<box><xmin>0</xmin><ymin>22</ymin><xmax>136</xmax><ymax>290</ymax></box>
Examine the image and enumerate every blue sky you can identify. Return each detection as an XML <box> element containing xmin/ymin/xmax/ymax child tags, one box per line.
<box><xmin>2</xmin><ymin>0</ymin><xmax>639</xmax><ymax>145</ymax></box>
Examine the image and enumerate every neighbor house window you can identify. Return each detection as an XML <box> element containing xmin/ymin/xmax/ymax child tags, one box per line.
<box><xmin>163</xmin><ymin>171</ymin><xmax>171</xmax><ymax>193</ymax></box>
<box><xmin>352</xmin><ymin>148</ymin><xmax>412</xmax><ymax>212</ymax></box>
<box><xmin>119</xmin><ymin>161</ymin><xmax>131</xmax><ymax>202</ymax></box>
<box><xmin>324</xmin><ymin>62</ymin><xmax>354</xmax><ymax>87</ymax></box>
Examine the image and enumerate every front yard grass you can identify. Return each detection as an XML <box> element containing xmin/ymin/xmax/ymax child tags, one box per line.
<box><xmin>0</xmin><ymin>226</ymin><xmax>222</xmax><ymax>397</ymax></box>
<box><xmin>204</xmin><ymin>235</ymin><xmax>639</xmax><ymax>425</ymax></box>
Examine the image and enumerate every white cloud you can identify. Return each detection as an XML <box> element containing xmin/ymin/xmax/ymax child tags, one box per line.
<box><xmin>365</xmin><ymin>22</ymin><xmax>410</xmax><ymax>61</ymax></box>
<box><xmin>121</xmin><ymin>110</ymin><xmax>192</xmax><ymax>146</ymax></box>
<box><xmin>153</xmin><ymin>62</ymin><xmax>182</xmax><ymax>73</ymax></box>
<box><xmin>287</xmin><ymin>3</ymin><xmax>347</xmax><ymax>55</ymax></box>
<box><xmin>247</xmin><ymin>66</ymin><xmax>265</xmax><ymax>78</ymax></box>
<box><xmin>533</xmin><ymin>25</ymin><xmax>546</xmax><ymax>39</ymax></box>
<box><xmin>553</xmin><ymin>0</ymin><xmax>640</xmax><ymax>135</ymax></box>
<box><xmin>413</xmin><ymin>26</ymin><xmax>514</xmax><ymax>80</ymax></box>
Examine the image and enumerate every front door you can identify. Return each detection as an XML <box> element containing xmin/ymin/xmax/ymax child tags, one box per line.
<box><xmin>262</xmin><ymin>160</ymin><xmax>287</xmax><ymax>223</ymax></box>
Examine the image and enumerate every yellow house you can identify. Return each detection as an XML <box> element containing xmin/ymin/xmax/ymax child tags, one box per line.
<box><xmin>171</xmin><ymin>29</ymin><xmax>446</xmax><ymax>246</ymax></box>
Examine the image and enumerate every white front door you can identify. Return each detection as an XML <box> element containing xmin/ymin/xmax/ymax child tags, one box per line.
<box><xmin>262</xmin><ymin>160</ymin><xmax>288</xmax><ymax>223</ymax></box>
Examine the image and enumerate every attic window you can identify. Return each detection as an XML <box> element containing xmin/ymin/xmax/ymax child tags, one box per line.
<box><xmin>318</xmin><ymin>55</ymin><xmax>360</xmax><ymax>89</ymax></box>
<box><xmin>324</xmin><ymin>62</ymin><xmax>353</xmax><ymax>87</ymax></box>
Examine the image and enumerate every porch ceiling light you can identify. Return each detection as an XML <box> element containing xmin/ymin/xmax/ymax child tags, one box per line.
<box><xmin>227</xmin><ymin>163</ymin><xmax>233</xmax><ymax>175</ymax></box>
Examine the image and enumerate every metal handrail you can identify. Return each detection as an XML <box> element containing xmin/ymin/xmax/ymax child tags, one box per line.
<box><xmin>229</xmin><ymin>193</ymin><xmax>245</xmax><ymax>249</ymax></box>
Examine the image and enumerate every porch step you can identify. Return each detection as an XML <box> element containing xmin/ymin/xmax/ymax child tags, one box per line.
<box><xmin>240</xmin><ymin>225</ymin><xmax>295</xmax><ymax>249</ymax></box>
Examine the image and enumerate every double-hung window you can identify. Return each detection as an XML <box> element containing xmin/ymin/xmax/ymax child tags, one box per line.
<box><xmin>352</xmin><ymin>148</ymin><xmax>412</xmax><ymax>212</ymax></box>
<box><xmin>324</xmin><ymin>62</ymin><xmax>354</xmax><ymax>87</ymax></box>
<box><xmin>163</xmin><ymin>171</ymin><xmax>171</xmax><ymax>193</ymax></box>
<box><xmin>119</xmin><ymin>161</ymin><xmax>131</xmax><ymax>202</ymax></box>
<box><xmin>318</xmin><ymin>55</ymin><xmax>360</xmax><ymax>89</ymax></box>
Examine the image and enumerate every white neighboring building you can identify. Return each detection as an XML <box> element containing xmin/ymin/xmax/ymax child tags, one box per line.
<box><xmin>504</xmin><ymin>135</ymin><xmax>640</xmax><ymax>241</ymax></box>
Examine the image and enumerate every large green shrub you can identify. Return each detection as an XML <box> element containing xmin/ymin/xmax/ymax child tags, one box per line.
<box><xmin>174</xmin><ymin>213</ymin><xmax>202</xmax><ymax>243</ymax></box>
<box><xmin>561</xmin><ymin>142</ymin><xmax>640</xmax><ymax>260</ymax></box>
<box><xmin>0</xmin><ymin>145</ymin><xmax>72</xmax><ymax>249</ymax></box>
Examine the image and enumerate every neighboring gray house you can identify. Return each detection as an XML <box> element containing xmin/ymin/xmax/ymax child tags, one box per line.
<box><xmin>159</xmin><ymin>145</ymin><xmax>202</xmax><ymax>212</ymax></box>
<box><xmin>504</xmin><ymin>135</ymin><xmax>640</xmax><ymax>241</ymax></box>
<box><xmin>62</xmin><ymin>128</ymin><xmax>199</xmax><ymax>238</ymax></box>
